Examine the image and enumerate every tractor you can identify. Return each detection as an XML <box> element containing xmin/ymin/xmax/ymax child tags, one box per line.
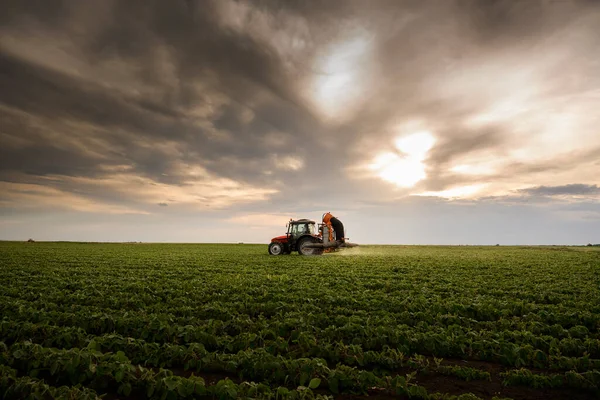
<box><xmin>268</xmin><ymin>213</ymin><xmax>358</xmax><ymax>256</ymax></box>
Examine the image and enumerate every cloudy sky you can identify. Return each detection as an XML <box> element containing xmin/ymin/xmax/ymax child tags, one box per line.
<box><xmin>1</xmin><ymin>0</ymin><xmax>599</xmax><ymax>245</ymax></box>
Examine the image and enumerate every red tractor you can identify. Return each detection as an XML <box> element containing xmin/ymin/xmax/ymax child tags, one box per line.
<box><xmin>268</xmin><ymin>213</ymin><xmax>357</xmax><ymax>256</ymax></box>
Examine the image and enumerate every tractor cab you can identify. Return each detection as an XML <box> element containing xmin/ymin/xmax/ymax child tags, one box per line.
<box><xmin>286</xmin><ymin>219</ymin><xmax>318</xmax><ymax>239</ymax></box>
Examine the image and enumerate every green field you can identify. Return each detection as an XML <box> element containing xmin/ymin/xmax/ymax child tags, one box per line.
<box><xmin>1</xmin><ymin>242</ymin><xmax>599</xmax><ymax>399</ymax></box>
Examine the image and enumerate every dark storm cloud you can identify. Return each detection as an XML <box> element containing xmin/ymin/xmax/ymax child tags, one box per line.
<box><xmin>0</xmin><ymin>0</ymin><xmax>324</xmax><ymax>186</ymax></box>
<box><xmin>0</xmin><ymin>0</ymin><xmax>385</xmax><ymax>213</ymax></box>
<box><xmin>518</xmin><ymin>184</ymin><xmax>600</xmax><ymax>197</ymax></box>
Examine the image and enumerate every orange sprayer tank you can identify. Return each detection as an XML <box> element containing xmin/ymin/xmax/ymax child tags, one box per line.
<box><xmin>322</xmin><ymin>212</ymin><xmax>334</xmax><ymax>243</ymax></box>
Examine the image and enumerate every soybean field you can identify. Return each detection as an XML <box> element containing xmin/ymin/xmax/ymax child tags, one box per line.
<box><xmin>1</xmin><ymin>242</ymin><xmax>599</xmax><ymax>399</ymax></box>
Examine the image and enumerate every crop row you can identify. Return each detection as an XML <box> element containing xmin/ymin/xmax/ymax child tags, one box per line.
<box><xmin>3</xmin><ymin>291</ymin><xmax>598</xmax><ymax>340</ymax></box>
<box><xmin>3</xmin><ymin>305</ymin><xmax>596</xmax><ymax>357</ymax></box>
<box><xmin>501</xmin><ymin>368</ymin><xmax>600</xmax><ymax>390</ymax></box>
<box><xmin>3</xmin><ymin>340</ymin><xmax>597</xmax><ymax>398</ymax></box>
<box><xmin>0</xmin><ymin>342</ymin><xmax>506</xmax><ymax>399</ymax></box>
<box><xmin>2</xmin><ymin>306</ymin><xmax>600</xmax><ymax>370</ymax></box>
<box><xmin>0</xmin><ymin>363</ymin><xmax>329</xmax><ymax>400</ymax></box>
<box><xmin>1</xmin><ymin>365</ymin><xmax>101</xmax><ymax>399</ymax></box>
<box><xmin>2</xmin><ymin>340</ymin><xmax>486</xmax><ymax>392</ymax></box>
<box><xmin>2</xmin><ymin>289</ymin><xmax>598</xmax><ymax>342</ymax></box>
<box><xmin>2</xmin><ymin>328</ymin><xmax>504</xmax><ymax>388</ymax></box>
<box><xmin>2</xmin><ymin>281</ymin><xmax>598</xmax><ymax>332</ymax></box>
<box><xmin>4</xmin><ymin>319</ymin><xmax>600</xmax><ymax>374</ymax></box>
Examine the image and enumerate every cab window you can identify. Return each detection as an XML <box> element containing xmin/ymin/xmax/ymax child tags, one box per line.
<box><xmin>290</xmin><ymin>223</ymin><xmax>307</xmax><ymax>236</ymax></box>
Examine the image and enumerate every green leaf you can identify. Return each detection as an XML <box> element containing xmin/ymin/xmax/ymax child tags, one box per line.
<box><xmin>115</xmin><ymin>351</ymin><xmax>129</xmax><ymax>363</ymax></box>
<box><xmin>164</xmin><ymin>377</ymin><xmax>178</xmax><ymax>390</ymax></box>
<box><xmin>50</xmin><ymin>362</ymin><xmax>59</xmax><ymax>375</ymax></box>
<box><xmin>227</xmin><ymin>387</ymin><xmax>237</xmax><ymax>398</ymax></box>
<box><xmin>12</xmin><ymin>350</ymin><xmax>24</xmax><ymax>359</ymax></box>
<box><xmin>87</xmin><ymin>340</ymin><xmax>99</xmax><ymax>351</ymax></box>
<box><xmin>408</xmin><ymin>385</ymin><xmax>428</xmax><ymax>397</ymax></box>
<box><xmin>299</xmin><ymin>372</ymin><xmax>309</xmax><ymax>386</ymax></box>
<box><xmin>328</xmin><ymin>376</ymin><xmax>339</xmax><ymax>394</ymax></box>
<box><xmin>115</xmin><ymin>369</ymin><xmax>124</xmax><ymax>382</ymax></box>
<box><xmin>147</xmin><ymin>384</ymin><xmax>155</xmax><ymax>397</ymax></box>
<box><xmin>122</xmin><ymin>383</ymin><xmax>132</xmax><ymax>396</ymax></box>
<box><xmin>177</xmin><ymin>381</ymin><xmax>192</xmax><ymax>397</ymax></box>
<box><xmin>195</xmin><ymin>383</ymin><xmax>206</xmax><ymax>395</ymax></box>
<box><xmin>308</xmin><ymin>378</ymin><xmax>321</xmax><ymax>389</ymax></box>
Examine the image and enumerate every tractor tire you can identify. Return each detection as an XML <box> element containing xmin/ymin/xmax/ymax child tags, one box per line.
<box><xmin>268</xmin><ymin>242</ymin><xmax>284</xmax><ymax>255</ymax></box>
<box><xmin>297</xmin><ymin>237</ymin><xmax>324</xmax><ymax>256</ymax></box>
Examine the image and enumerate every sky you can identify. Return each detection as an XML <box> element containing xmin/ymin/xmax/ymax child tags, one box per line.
<box><xmin>1</xmin><ymin>0</ymin><xmax>599</xmax><ymax>245</ymax></box>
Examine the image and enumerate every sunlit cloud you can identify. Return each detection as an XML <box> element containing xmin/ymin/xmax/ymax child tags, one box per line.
<box><xmin>65</xmin><ymin>169</ymin><xmax>278</xmax><ymax>209</ymax></box>
<box><xmin>395</xmin><ymin>132</ymin><xmax>436</xmax><ymax>159</ymax></box>
<box><xmin>0</xmin><ymin>181</ymin><xmax>148</xmax><ymax>214</ymax></box>
<box><xmin>450</xmin><ymin>164</ymin><xmax>494</xmax><ymax>175</ymax></box>
<box><xmin>312</xmin><ymin>34</ymin><xmax>372</xmax><ymax>120</ymax></box>
<box><xmin>368</xmin><ymin>131</ymin><xmax>436</xmax><ymax>188</ymax></box>
<box><xmin>437</xmin><ymin>39</ymin><xmax>600</xmax><ymax>174</ymax></box>
<box><xmin>271</xmin><ymin>155</ymin><xmax>304</xmax><ymax>171</ymax></box>
<box><xmin>0</xmin><ymin>164</ymin><xmax>279</xmax><ymax>213</ymax></box>
<box><xmin>413</xmin><ymin>183</ymin><xmax>488</xmax><ymax>199</ymax></box>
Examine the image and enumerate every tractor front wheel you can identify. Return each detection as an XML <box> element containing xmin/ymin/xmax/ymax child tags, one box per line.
<box><xmin>298</xmin><ymin>237</ymin><xmax>324</xmax><ymax>256</ymax></box>
<box><xmin>268</xmin><ymin>242</ymin><xmax>284</xmax><ymax>255</ymax></box>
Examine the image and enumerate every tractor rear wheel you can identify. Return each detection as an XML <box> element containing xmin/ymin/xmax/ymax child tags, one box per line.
<box><xmin>268</xmin><ymin>242</ymin><xmax>284</xmax><ymax>255</ymax></box>
<box><xmin>298</xmin><ymin>237</ymin><xmax>324</xmax><ymax>256</ymax></box>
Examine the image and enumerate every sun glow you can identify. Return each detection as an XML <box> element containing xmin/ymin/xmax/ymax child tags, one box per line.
<box><xmin>450</xmin><ymin>163</ymin><xmax>496</xmax><ymax>175</ymax></box>
<box><xmin>369</xmin><ymin>131</ymin><xmax>436</xmax><ymax>188</ymax></box>
<box><xmin>413</xmin><ymin>184</ymin><xmax>487</xmax><ymax>199</ymax></box>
